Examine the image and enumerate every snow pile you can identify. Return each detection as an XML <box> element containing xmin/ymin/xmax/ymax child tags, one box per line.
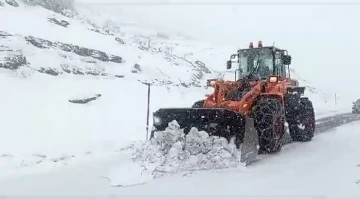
<box><xmin>107</xmin><ymin>120</ymin><xmax>243</xmax><ymax>187</ymax></box>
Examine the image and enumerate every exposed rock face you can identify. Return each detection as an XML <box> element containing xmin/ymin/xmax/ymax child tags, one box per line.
<box><xmin>25</xmin><ymin>36</ymin><xmax>124</xmax><ymax>63</ymax></box>
<box><xmin>0</xmin><ymin>31</ymin><xmax>126</xmax><ymax>77</ymax></box>
<box><xmin>0</xmin><ymin>31</ymin><xmax>28</xmax><ymax>70</ymax></box>
<box><xmin>25</xmin><ymin>36</ymin><xmax>53</xmax><ymax>49</ymax></box>
<box><xmin>21</xmin><ymin>0</ymin><xmax>76</xmax><ymax>17</ymax></box>
<box><xmin>131</xmin><ymin>63</ymin><xmax>142</xmax><ymax>73</ymax></box>
<box><xmin>0</xmin><ymin>54</ymin><xmax>27</xmax><ymax>70</ymax></box>
<box><xmin>88</xmin><ymin>28</ymin><xmax>114</xmax><ymax>36</ymax></box>
<box><xmin>0</xmin><ymin>50</ymin><xmax>27</xmax><ymax>70</ymax></box>
<box><xmin>60</xmin><ymin>64</ymin><xmax>125</xmax><ymax>78</ymax></box>
<box><xmin>47</xmin><ymin>17</ymin><xmax>70</xmax><ymax>27</ymax></box>
<box><xmin>69</xmin><ymin>94</ymin><xmax>102</xmax><ymax>104</ymax></box>
<box><xmin>37</xmin><ymin>67</ymin><xmax>61</xmax><ymax>76</ymax></box>
<box><xmin>194</xmin><ymin>60</ymin><xmax>211</xmax><ymax>74</ymax></box>
<box><xmin>5</xmin><ymin>0</ymin><xmax>19</xmax><ymax>7</ymax></box>
<box><xmin>115</xmin><ymin>37</ymin><xmax>125</xmax><ymax>44</ymax></box>
<box><xmin>0</xmin><ymin>31</ymin><xmax>12</xmax><ymax>37</ymax></box>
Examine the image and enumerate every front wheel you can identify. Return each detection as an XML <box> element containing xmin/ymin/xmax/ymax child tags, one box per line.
<box><xmin>252</xmin><ymin>98</ymin><xmax>286</xmax><ymax>154</ymax></box>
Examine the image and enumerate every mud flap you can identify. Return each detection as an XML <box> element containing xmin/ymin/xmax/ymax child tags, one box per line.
<box><xmin>240</xmin><ymin>116</ymin><xmax>259</xmax><ymax>165</ymax></box>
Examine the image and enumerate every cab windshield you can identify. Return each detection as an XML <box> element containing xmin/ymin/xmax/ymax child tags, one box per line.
<box><xmin>238</xmin><ymin>48</ymin><xmax>273</xmax><ymax>79</ymax></box>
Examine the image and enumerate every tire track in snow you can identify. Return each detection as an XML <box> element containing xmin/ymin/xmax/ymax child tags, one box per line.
<box><xmin>253</xmin><ymin>112</ymin><xmax>360</xmax><ymax>168</ymax></box>
<box><xmin>282</xmin><ymin>112</ymin><xmax>360</xmax><ymax>145</ymax></box>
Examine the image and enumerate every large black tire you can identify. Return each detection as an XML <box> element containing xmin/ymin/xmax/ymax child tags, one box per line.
<box><xmin>288</xmin><ymin>98</ymin><xmax>315</xmax><ymax>142</ymax></box>
<box><xmin>352</xmin><ymin>107</ymin><xmax>360</xmax><ymax>114</ymax></box>
<box><xmin>252</xmin><ymin>98</ymin><xmax>286</xmax><ymax>154</ymax></box>
<box><xmin>192</xmin><ymin>100</ymin><xmax>205</xmax><ymax>108</ymax></box>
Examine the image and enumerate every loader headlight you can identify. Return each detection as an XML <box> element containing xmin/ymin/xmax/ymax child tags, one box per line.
<box><xmin>269</xmin><ymin>76</ymin><xmax>278</xmax><ymax>83</ymax></box>
<box><xmin>207</xmin><ymin>79</ymin><xmax>216</xmax><ymax>87</ymax></box>
<box><xmin>153</xmin><ymin>116</ymin><xmax>162</xmax><ymax>125</ymax></box>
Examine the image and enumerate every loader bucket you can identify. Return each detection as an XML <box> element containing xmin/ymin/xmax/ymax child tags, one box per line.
<box><xmin>152</xmin><ymin>108</ymin><xmax>245</xmax><ymax>137</ymax></box>
<box><xmin>151</xmin><ymin>108</ymin><xmax>259</xmax><ymax>165</ymax></box>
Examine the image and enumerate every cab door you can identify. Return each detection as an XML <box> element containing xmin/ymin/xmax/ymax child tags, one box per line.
<box><xmin>274</xmin><ymin>51</ymin><xmax>286</xmax><ymax>77</ymax></box>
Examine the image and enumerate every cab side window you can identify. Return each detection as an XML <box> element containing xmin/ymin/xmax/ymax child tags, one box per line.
<box><xmin>274</xmin><ymin>51</ymin><xmax>286</xmax><ymax>77</ymax></box>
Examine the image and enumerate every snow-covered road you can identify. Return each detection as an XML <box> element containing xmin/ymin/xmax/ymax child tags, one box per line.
<box><xmin>0</xmin><ymin>114</ymin><xmax>359</xmax><ymax>198</ymax></box>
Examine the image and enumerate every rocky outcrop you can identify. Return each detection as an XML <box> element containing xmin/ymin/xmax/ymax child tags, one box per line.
<box><xmin>21</xmin><ymin>0</ymin><xmax>76</xmax><ymax>17</ymax></box>
<box><xmin>0</xmin><ymin>50</ymin><xmax>27</xmax><ymax>70</ymax></box>
<box><xmin>69</xmin><ymin>94</ymin><xmax>101</xmax><ymax>104</ymax></box>
<box><xmin>194</xmin><ymin>60</ymin><xmax>211</xmax><ymax>74</ymax></box>
<box><xmin>0</xmin><ymin>31</ymin><xmax>12</xmax><ymax>37</ymax></box>
<box><xmin>47</xmin><ymin>17</ymin><xmax>70</xmax><ymax>28</ymax></box>
<box><xmin>115</xmin><ymin>37</ymin><xmax>125</xmax><ymax>44</ymax></box>
<box><xmin>0</xmin><ymin>31</ymin><xmax>27</xmax><ymax>70</ymax></box>
<box><xmin>138</xmin><ymin>79</ymin><xmax>174</xmax><ymax>87</ymax></box>
<box><xmin>25</xmin><ymin>36</ymin><xmax>124</xmax><ymax>63</ymax></box>
<box><xmin>35</xmin><ymin>65</ymin><xmax>125</xmax><ymax>78</ymax></box>
<box><xmin>25</xmin><ymin>36</ymin><xmax>53</xmax><ymax>48</ymax></box>
<box><xmin>37</xmin><ymin>67</ymin><xmax>61</xmax><ymax>76</ymax></box>
<box><xmin>88</xmin><ymin>28</ymin><xmax>114</xmax><ymax>36</ymax></box>
<box><xmin>60</xmin><ymin>64</ymin><xmax>84</xmax><ymax>75</ymax></box>
<box><xmin>60</xmin><ymin>64</ymin><xmax>125</xmax><ymax>78</ymax></box>
<box><xmin>5</xmin><ymin>0</ymin><xmax>18</xmax><ymax>7</ymax></box>
<box><xmin>131</xmin><ymin>63</ymin><xmax>142</xmax><ymax>73</ymax></box>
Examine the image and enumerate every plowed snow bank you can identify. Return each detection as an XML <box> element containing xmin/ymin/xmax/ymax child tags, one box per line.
<box><xmin>106</xmin><ymin>121</ymin><xmax>245</xmax><ymax>187</ymax></box>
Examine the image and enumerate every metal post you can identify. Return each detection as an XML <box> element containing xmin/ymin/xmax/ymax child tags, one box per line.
<box><xmin>146</xmin><ymin>83</ymin><xmax>151</xmax><ymax>140</ymax></box>
<box><xmin>234</xmin><ymin>69</ymin><xmax>240</xmax><ymax>81</ymax></box>
<box><xmin>335</xmin><ymin>93</ymin><xmax>337</xmax><ymax>105</ymax></box>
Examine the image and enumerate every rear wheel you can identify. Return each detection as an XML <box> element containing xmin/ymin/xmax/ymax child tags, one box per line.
<box><xmin>352</xmin><ymin>107</ymin><xmax>360</xmax><ymax>114</ymax></box>
<box><xmin>252</xmin><ymin>98</ymin><xmax>285</xmax><ymax>154</ymax></box>
<box><xmin>288</xmin><ymin>98</ymin><xmax>315</xmax><ymax>142</ymax></box>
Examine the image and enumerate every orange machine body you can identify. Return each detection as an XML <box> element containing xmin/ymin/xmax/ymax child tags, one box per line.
<box><xmin>203</xmin><ymin>76</ymin><xmax>299</xmax><ymax>115</ymax></box>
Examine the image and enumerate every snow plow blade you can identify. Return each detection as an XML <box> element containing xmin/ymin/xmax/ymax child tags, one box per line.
<box><xmin>151</xmin><ymin>108</ymin><xmax>258</xmax><ymax>165</ymax></box>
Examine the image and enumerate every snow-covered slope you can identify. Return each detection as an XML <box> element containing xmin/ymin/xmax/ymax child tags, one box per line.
<box><xmin>0</xmin><ymin>0</ymin><xmax>354</xmax><ymax>182</ymax></box>
<box><xmin>0</xmin><ymin>2</ymin><xmax>225</xmax><ymax>85</ymax></box>
<box><xmin>0</xmin><ymin>0</ymin><xmax>216</xmax><ymax>176</ymax></box>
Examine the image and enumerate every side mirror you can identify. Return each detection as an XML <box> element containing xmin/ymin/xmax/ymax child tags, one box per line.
<box><xmin>282</xmin><ymin>55</ymin><xmax>292</xmax><ymax>65</ymax></box>
<box><xmin>226</xmin><ymin>60</ymin><xmax>232</xmax><ymax>69</ymax></box>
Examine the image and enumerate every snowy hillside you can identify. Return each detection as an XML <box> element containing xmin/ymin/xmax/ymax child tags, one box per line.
<box><xmin>0</xmin><ymin>0</ymin><xmax>218</xmax><ymax>175</ymax></box>
<box><xmin>0</xmin><ymin>1</ymin><xmax>226</xmax><ymax>86</ymax></box>
<box><xmin>0</xmin><ymin>0</ymin><xmax>239</xmax><ymax>176</ymax></box>
<box><xmin>1</xmin><ymin>0</ymin><xmax>356</xmax><ymax>189</ymax></box>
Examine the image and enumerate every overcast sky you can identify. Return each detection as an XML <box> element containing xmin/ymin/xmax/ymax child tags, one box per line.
<box><xmin>76</xmin><ymin>1</ymin><xmax>360</xmax><ymax>99</ymax></box>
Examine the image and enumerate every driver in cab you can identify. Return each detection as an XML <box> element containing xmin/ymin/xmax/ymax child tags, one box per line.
<box><xmin>256</xmin><ymin>59</ymin><xmax>271</xmax><ymax>78</ymax></box>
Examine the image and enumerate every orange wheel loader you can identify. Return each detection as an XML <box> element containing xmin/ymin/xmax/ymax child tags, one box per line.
<box><xmin>150</xmin><ymin>41</ymin><xmax>315</xmax><ymax>164</ymax></box>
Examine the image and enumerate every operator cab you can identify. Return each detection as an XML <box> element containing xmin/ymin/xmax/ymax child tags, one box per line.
<box><xmin>227</xmin><ymin>41</ymin><xmax>292</xmax><ymax>81</ymax></box>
